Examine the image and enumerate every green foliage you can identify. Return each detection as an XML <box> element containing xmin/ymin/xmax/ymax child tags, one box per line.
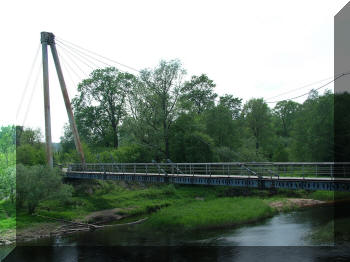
<box><xmin>242</xmin><ymin>98</ymin><xmax>273</xmax><ymax>157</ymax></box>
<box><xmin>272</xmin><ymin>140</ymin><xmax>289</xmax><ymax>162</ymax></box>
<box><xmin>273</xmin><ymin>100</ymin><xmax>300</xmax><ymax>137</ymax></box>
<box><xmin>15</xmin><ymin>126</ymin><xmax>47</xmax><ymax>166</ymax></box>
<box><xmin>169</xmin><ymin>113</ymin><xmax>215</xmax><ymax>162</ymax></box>
<box><xmin>290</xmin><ymin>91</ymin><xmax>334</xmax><ymax>161</ymax></box>
<box><xmin>0</xmin><ymin>199</ymin><xmax>16</xmax><ymax>233</ymax></box>
<box><xmin>127</xmin><ymin>59</ymin><xmax>186</xmax><ymax>159</ymax></box>
<box><xmin>334</xmin><ymin>92</ymin><xmax>350</xmax><ymax>162</ymax></box>
<box><xmin>0</xmin><ymin>167</ymin><xmax>16</xmax><ymax>202</ymax></box>
<box><xmin>16</xmin><ymin>164</ymin><xmax>73</xmax><ymax>214</ymax></box>
<box><xmin>96</xmin><ymin>144</ymin><xmax>151</xmax><ymax>163</ymax></box>
<box><xmin>0</xmin><ymin>125</ymin><xmax>16</xmax><ymax>202</ymax></box>
<box><xmin>72</xmin><ymin>67</ymin><xmax>136</xmax><ymax>148</ymax></box>
<box><xmin>16</xmin><ymin>144</ymin><xmax>46</xmax><ymax>166</ymax></box>
<box><xmin>16</xmin><ymin>126</ymin><xmax>42</xmax><ymax>146</ymax></box>
<box><xmin>55</xmin><ymin>62</ymin><xmax>340</xmax><ymax>164</ymax></box>
<box><xmin>0</xmin><ymin>126</ymin><xmax>15</xmax><ymax>168</ymax></box>
<box><xmin>145</xmin><ymin>197</ymin><xmax>275</xmax><ymax>231</ymax></box>
<box><xmin>205</xmin><ymin>105</ymin><xmax>240</xmax><ymax>149</ymax></box>
<box><xmin>219</xmin><ymin>94</ymin><xmax>242</xmax><ymax>120</ymax></box>
<box><xmin>180</xmin><ymin>74</ymin><xmax>217</xmax><ymax>114</ymax></box>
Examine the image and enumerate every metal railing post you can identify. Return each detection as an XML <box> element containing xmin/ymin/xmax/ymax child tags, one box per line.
<box><xmin>302</xmin><ymin>164</ymin><xmax>304</xmax><ymax>179</ymax></box>
<box><xmin>331</xmin><ymin>163</ymin><xmax>333</xmax><ymax>178</ymax></box>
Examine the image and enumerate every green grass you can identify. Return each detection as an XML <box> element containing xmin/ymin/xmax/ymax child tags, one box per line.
<box><xmin>14</xmin><ymin>183</ymin><xmax>227</xmax><ymax>227</ymax></box>
<box><xmin>0</xmin><ymin>200</ymin><xmax>16</xmax><ymax>232</ymax></box>
<box><xmin>0</xmin><ymin>217</ymin><xmax>16</xmax><ymax>232</ymax></box>
<box><xmin>12</xmin><ymin>181</ymin><xmax>349</xmax><ymax>232</ymax></box>
<box><xmin>143</xmin><ymin>197</ymin><xmax>275</xmax><ymax>231</ymax></box>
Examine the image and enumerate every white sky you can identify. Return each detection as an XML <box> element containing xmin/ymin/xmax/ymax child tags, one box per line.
<box><xmin>0</xmin><ymin>0</ymin><xmax>348</xmax><ymax>142</ymax></box>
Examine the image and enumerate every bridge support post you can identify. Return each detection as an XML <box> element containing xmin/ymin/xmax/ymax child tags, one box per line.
<box><xmin>41</xmin><ymin>32</ymin><xmax>54</xmax><ymax>168</ymax></box>
<box><xmin>40</xmin><ymin>32</ymin><xmax>86</xmax><ymax>167</ymax></box>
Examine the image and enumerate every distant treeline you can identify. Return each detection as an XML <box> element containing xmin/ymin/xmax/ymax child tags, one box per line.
<box><xmin>15</xmin><ymin>60</ymin><xmax>350</xmax><ymax>165</ymax></box>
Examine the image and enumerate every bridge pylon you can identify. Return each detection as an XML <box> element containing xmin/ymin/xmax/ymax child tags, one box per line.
<box><xmin>40</xmin><ymin>32</ymin><xmax>86</xmax><ymax>168</ymax></box>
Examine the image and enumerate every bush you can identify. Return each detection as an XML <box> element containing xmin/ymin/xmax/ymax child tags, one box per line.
<box><xmin>16</xmin><ymin>164</ymin><xmax>73</xmax><ymax>214</ymax></box>
<box><xmin>16</xmin><ymin>144</ymin><xmax>46</xmax><ymax>166</ymax></box>
<box><xmin>0</xmin><ymin>166</ymin><xmax>15</xmax><ymax>202</ymax></box>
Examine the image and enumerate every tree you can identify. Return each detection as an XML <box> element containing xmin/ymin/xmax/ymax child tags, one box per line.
<box><xmin>16</xmin><ymin>164</ymin><xmax>73</xmax><ymax>214</ymax></box>
<box><xmin>128</xmin><ymin>60</ymin><xmax>186</xmax><ymax>159</ymax></box>
<box><xmin>0</xmin><ymin>166</ymin><xmax>15</xmax><ymax>202</ymax></box>
<box><xmin>16</xmin><ymin>126</ymin><xmax>42</xmax><ymax>146</ymax></box>
<box><xmin>205</xmin><ymin>105</ymin><xmax>240</xmax><ymax>149</ymax></box>
<box><xmin>72</xmin><ymin>67</ymin><xmax>136</xmax><ymax>148</ymax></box>
<box><xmin>15</xmin><ymin>127</ymin><xmax>46</xmax><ymax>166</ymax></box>
<box><xmin>180</xmin><ymin>74</ymin><xmax>217</xmax><ymax>114</ymax></box>
<box><xmin>334</xmin><ymin>92</ymin><xmax>350</xmax><ymax>162</ymax></box>
<box><xmin>169</xmin><ymin>113</ymin><xmax>214</xmax><ymax>162</ymax></box>
<box><xmin>0</xmin><ymin>126</ymin><xmax>15</xmax><ymax>167</ymax></box>
<box><xmin>0</xmin><ymin>126</ymin><xmax>16</xmax><ymax>202</ymax></box>
<box><xmin>242</xmin><ymin>98</ymin><xmax>272</xmax><ymax>156</ymax></box>
<box><xmin>290</xmin><ymin>90</ymin><xmax>334</xmax><ymax>161</ymax></box>
<box><xmin>16</xmin><ymin>144</ymin><xmax>46</xmax><ymax>166</ymax></box>
<box><xmin>273</xmin><ymin>100</ymin><xmax>300</xmax><ymax>137</ymax></box>
<box><xmin>219</xmin><ymin>94</ymin><xmax>242</xmax><ymax>120</ymax></box>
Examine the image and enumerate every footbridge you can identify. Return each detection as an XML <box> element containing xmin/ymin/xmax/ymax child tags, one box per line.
<box><xmin>64</xmin><ymin>162</ymin><xmax>350</xmax><ymax>191</ymax></box>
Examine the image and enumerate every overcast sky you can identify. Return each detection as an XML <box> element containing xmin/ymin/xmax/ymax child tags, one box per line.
<box><xmin>1</xmin><ymin>0</ymin><xmax>348</xmax><ymax>142</ymax></box>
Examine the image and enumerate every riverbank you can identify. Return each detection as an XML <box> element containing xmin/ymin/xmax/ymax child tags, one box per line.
<box><xmin>1</xmin><ymin>182</ymin><xmax>349</xmax><ymax>246</ymax></box>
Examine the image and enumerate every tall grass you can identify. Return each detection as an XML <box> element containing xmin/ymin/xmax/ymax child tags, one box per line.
<box><xmin>144</xmin><ymin>197</ymin><xmax>275</xmax><ymax>231</ymax></box>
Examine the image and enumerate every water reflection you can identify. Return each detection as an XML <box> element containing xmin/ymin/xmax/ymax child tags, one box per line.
<box><xmin>4</xmin><ymin>205</ymin><xmax>350</xmax><ymax>261</ymax></box>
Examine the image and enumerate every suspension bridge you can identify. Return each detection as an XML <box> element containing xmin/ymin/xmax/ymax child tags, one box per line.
<box><xmin>64</xmin><ymin>162</ymin><xmax>350</xmax><ymax>191</ymax></box>
<box><xmin>22</xmin><ymin>32</ymin><xmax>350</xmax><ymax>193</ymax></box>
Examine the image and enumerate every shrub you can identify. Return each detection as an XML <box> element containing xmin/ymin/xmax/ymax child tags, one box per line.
<box><xmin>16</xmin><ymin>164</ymin><xmax>73</xmax><ymax>214</ymax></box>
<box><xmin>16</xmin><ymin>144</ymin><xmax>46</xmax><ymax>166</ymax></box>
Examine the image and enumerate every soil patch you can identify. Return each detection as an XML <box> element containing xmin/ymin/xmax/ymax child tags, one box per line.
<box><xmin>81</xmin><ymin>208</ymin><xmax>132</xmax><ymax>224</ymax></box>
<box><xmin>269</xmin><ymin>198</ymin><xmax>327</xmax><ymax>211</ymax></box>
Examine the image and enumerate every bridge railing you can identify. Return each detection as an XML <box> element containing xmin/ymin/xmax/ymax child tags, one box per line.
<box><xmin>67</xmin><ymin>162</ymin><xmax>350</xmax><ymax>178</ymax></box>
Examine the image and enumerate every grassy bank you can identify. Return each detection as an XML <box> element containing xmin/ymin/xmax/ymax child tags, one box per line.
<box><xmin>144</xmin><ymin>197</ymin><xmax>275</xmax><ymax>231</ymax></box>
<box><xmin>2</xmin><ymin>182</ymin><xmax>349</xmax><ymax>241</ymax></box>
<box><xmin>15</xmin><ymin>183</ymin><xmax>229</xmax><ymax>229</ymax></box>
<box><xmin>0</xmin><ymin>200</ymin><xmax>16</xmax><ymax>234</ymax></box>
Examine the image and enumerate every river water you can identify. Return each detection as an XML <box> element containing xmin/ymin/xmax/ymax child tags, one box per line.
<box><xmin>2</xmin><ymin>205</ymin><xmax>350</xmax><ymax>261</ymax></box>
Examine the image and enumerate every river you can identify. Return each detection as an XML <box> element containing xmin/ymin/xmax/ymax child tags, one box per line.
<box><xmin>2</xmin><ymin>205</ymin><xmax>350</xmax><ymax>261</ymax></box>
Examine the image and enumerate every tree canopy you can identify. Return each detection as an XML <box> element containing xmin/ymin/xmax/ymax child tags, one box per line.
<box><xmin>56</xmin><ymin>60</ymin><xmax>339</xmax><ymax>164</ymax></box>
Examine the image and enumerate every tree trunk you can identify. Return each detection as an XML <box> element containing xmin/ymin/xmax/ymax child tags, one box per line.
<box><xmin>113</xmin><ymin>131</ymin><xmax>119</xmax><ymax>149</ymax></box>
<box><xmin>164</xmin><ymin>119</ymin><xmax>170</xmax><ymax>159</ymax></box>
<box><xmin>111</xmin><ymin>120</ymin><xmax>118</xmax><ymax>149</ymax></box>
<box><xmin>165</xmin><ymin>136</ymin><xmax>169</xmax><ymax>159</ymax></box>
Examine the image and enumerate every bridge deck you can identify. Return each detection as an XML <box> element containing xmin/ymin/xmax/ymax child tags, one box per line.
<box><xmin>65</xmin><ymin>171</ymin><xmax>350</xmax><ymax>181</ymax></box>
<box><xmin>65</xmin><ymin>170</ymin><xmax>350</xmax><ymax>191</ymax></box>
